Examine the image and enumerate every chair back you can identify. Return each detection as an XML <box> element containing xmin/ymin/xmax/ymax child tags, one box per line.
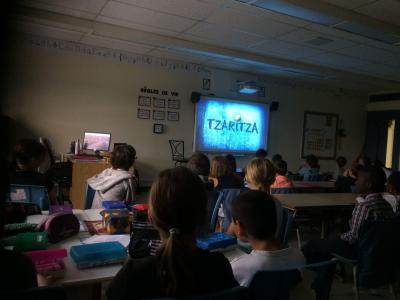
<box><xmin>221</xmin><ymin>188</ymin><xmax>246</xmax><ymax>231</ymax></box>
<box><xmin>209</xmin><ymin>191</ymin><xmax>223</xmax><ymax>232</ymax></box>
<box><xmin>278</xmin><ymin>208</ymin><xmax>294</xmax><ymax>246</ymax></box>
<box><xmin>148</xmin><ymin>286</ymin><xmax>249</xmax><ymax>300</ymax></box>
<box><xmin>271</xmin><ymin>187</ymin><xmax>299</xmax><ymax>194</ymax></box>
<box><xmin>168</xmin><ymin>140</ymin><xmax>185</xmax><ymax>165</ymax></box>
<box><xmin>307</xmin><ymin>174</ymin><xmax>324</xmax><ymax>181</ymax></box>
<box><xmin>84</xmin><ymin>184</ymin><xmax>96</xmax><ymax>209</ymax></box>
<box><xmin>357</xmin><ymin>219</ymin><xmax>400</xmax><ymax>288</ymax></box>
<box><xmin>248</xmin><ymin>269</ymin><xmax>301</xmax><ymax>300</ymax></box>
<box><xmin>8</xmin><ymin>184</ymin><xmax>49</xmax><ymax>210</ymax></box>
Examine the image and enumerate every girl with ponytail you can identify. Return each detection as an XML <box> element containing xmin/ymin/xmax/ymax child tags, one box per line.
<box><xmin>107</xmin><ymin>167</ymin><xmax>237</xmax><ymax>300</ymax></box>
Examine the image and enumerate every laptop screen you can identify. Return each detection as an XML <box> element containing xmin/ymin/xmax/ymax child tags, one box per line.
<box><xmin>83</xmin><ymin>132</ymin><xmax>111</xmax><ymax>151</ymax></box>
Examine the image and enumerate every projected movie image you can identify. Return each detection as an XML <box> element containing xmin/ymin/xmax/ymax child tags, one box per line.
<box><xmin>195</xmin><ymin>97</ymin><xmax>269</xmax><ymax>154</ymax></box>
<box><xmin>83</xmin><ymin>132</ymin><xmax>111</xmax><ymax>151</ymax></box>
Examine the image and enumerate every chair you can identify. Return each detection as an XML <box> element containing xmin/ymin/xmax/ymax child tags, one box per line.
<box><xmin>0</xmin><ymin>285</ymin><xmax>67</xmax><ymax>300</ymax></box>
<box><xmin>307</xmin><ymin>174</ymin><xmax>324</xmax><ymax>181</ymax></box>
<box><xmin>332</xmin><ymin>219</ymin><xmax>400</xmax><ymax>300</ymax></box>
<box><xmin>168</xmin><ymin>140</ymin><xmax>188</xmax><ymax>166</ymax></box>
<box><xmin>209</xmin><ymin>191</ymin><xmax>223</xmax><ymax>232</ymax></box>
<box><xmin>84</xmin><ymin>183</ymin><xmax>96</xmax><ymax>209</ymax></box>
<box><xmin>271</xmin><ymin>187</ymin><xmax>299</xmax><ymax>194</ymax></box>
<box><xmin>220</xmin><ymin>188</ymin><xmax>246</xmax><ymax>232</ymax></box>
<box><xmin>279</xmin><ymin>208</ymin><xmax>295</xmax><ymax>246</ymax></box>
<box><xmin>248</xmin><ymin>269</ymin><xmax>302</xmax><ymax>300</ymax></box>
<box><xmin>148</xmin><ymin>286</ymin><xmax>249</xmax><ymax>300</ymax></box>
<box><xmin>8</xmin><ymin>184</ymin><xmax>49</xmax><ymax>210</ymax></box>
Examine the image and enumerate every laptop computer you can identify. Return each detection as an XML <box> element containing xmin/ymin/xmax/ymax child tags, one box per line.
<box><xmin>83</xmin><ymin>132</ymin><xmax>111</xmax><ymax>152</ymax></box>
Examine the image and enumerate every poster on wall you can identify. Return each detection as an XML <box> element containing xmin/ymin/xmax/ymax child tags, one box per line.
<box><xmin>153</xmin><ymin>97</ymin><xmax>165</xmax><ymax>108</ymax></box>
<box><xmin>167</xmin><ymin>99</ymin><xmax>180</xmax><ymax>109</ymax></box>
<box><xmin>137</xmin><ymin>108</ymin><xmax>151</xmax><ymax>119</ymax></box>
<box><xmin>138</xmin><ymin>96</ymin><xmax>151</xmax><ymax>107</ymax></box>
<box><xmin>301</xmin><ymin>111</ymin><xmax>338</xmax><ymax>159</ymax></box>
<box><xmin>153</xmin><ymin>110</ymin><xmax>165</xmax><ymax>120</ymax></box>
<box><xmin>167</xmin><ymin>111</ymin><xmax>179</xmax><ymax>121</ymax></box>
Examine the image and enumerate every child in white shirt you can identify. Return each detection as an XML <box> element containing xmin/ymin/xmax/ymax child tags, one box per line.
<box><xmin>383</xmin><ymin>171</ymin><xmax>400</xmax><ymax>213</ymax></box>
<box><xmin>229</xmin><ymin>190</ymin><xmax>305</xmax><ymax>287</ymax></box>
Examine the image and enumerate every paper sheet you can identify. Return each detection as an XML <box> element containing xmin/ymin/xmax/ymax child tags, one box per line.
<box><xmin>82</xmin><ymin>234</ymin><xmax>130</xmax><ymax>248</ymax></box>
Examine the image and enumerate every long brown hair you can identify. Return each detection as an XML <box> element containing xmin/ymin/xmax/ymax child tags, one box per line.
<box><xmin>149</xmin><ymin>167</ymin><xmax>207</xmax><ymax>296</ymax></box>
<box><xmin>209</xmin><ymin>156</ymin><xmax>231</xmax><ymax>178</ymax></box>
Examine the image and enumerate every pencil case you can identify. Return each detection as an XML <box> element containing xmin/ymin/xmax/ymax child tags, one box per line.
<box><xmin>2</xmin><ymin>232</ymin><xmax>48</xmax><ymax>252</ymax></box>
<box><xmin>70</xmin><ymin>241</ymin><xmax>127</xmax><ymax>269</ymax></box>
<box><xmin>49</xmin><ymin>204</ymin><xmax>73</xmax><ymax>215</ymax></box>
<box><xmin>196</xmin><ymin>232</ymin><xmax>237</xmax><ymax>250</ymax></box>
<box><xmin>39</xmin><ymin>212</ymin><xmax>80</xmax><ymax>243</ymax></box>
<box><xmin>24</xmin><ymin>248</ymin><xmax>68</xmax><ymax>278</ymax></box>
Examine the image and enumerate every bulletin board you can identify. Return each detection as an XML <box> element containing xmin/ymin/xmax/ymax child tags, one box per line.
<box><xmin>301</xmin><ymin>111</ymin><xmax>338</xmax><ymax>159</ymax></box>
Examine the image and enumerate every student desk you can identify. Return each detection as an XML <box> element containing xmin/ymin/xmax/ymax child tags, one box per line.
<box><xmin>70</xmin><ymin>160</ymin><xmax>110</xmax><ymax>209</ymax></box>
<box><xmin>274</xmin><ymin>193</ymin><xmax>355</xmax><ymax>210</ymax></box>
<box><xmin>274</xmin><ymin>193</ymin><xmax>355</xmax><ymax>240</ymax></box>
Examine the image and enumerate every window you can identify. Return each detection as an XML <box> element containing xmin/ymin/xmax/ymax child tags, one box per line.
<box><xmin>385</xmin><ymin>119</ymin><xmax>395</xmax><ymax>168</ymax></box>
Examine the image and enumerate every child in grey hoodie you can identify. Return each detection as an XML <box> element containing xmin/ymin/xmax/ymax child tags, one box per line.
<box><xmin>88</xmin><ymin>145</ymin><xmax>137</xmax><ymax>208</ymax></box>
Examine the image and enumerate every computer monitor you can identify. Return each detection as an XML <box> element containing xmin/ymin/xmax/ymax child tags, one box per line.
<box><xmin>83</xmin><ymin>132</ymin><xmax>111</xmax><ymax>151</ymax></box>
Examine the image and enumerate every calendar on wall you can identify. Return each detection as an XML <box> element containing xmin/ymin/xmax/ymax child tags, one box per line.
<box><xmin>301</xmin><ymin>111</ymin><xmax>338</xmax><ymax>159</ymax></box>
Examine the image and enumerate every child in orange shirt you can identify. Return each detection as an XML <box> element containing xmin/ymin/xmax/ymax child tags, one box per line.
<box><xmin>271</xmin><ymin>160</ymin><xmax>293</xmax><ymax>189</ymax></box>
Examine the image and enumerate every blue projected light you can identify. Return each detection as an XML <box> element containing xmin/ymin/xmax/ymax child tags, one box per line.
<box><xmin>194</xmin><ymin>96</ymin><xmax>269</xmax><ymax>154</ymax></box>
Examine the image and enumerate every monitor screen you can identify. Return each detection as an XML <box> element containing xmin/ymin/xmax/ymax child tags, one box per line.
<box><xmin>194</xmin><ymin>96</ymin><xmax>269</xmax><ymax>154</ymax></box>
<box><xmin>83</xmin><ymin>132</ymin><xmax>111</xmax><ymax>151</ymax></box>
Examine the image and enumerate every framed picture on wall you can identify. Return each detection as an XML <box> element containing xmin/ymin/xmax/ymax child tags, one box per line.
<box><xmin>138</xmin><ymin>96</ymin><xmax>151</xmax><ymax>107</ymax></box>
<box><xmin>301</xmin><ymin>111</ymin><xmax>338</xmax><ymax>159</ymax></box>
<box><xmin>137</xmin><ymin>108</ymin><xmax>151</xmax><ymax>119</ymax></box>
<box><xmin>153</xmin><ymin>97</ymin><xmax>165</xmax><ymax>108</ymax></box>
<box><xmin>167</xmin><ymin>111</ymin><xmax>179</xmax><ymax>121</ymax></box>
<box><xmin>167</xmin><ymin>99</ymin><xmax>180</xmax><ymax>109</ymax></box>
<box><xmin>153</xmin><ymin>110</ymin><xmax>165</xmax><ymax>120</ymax></box>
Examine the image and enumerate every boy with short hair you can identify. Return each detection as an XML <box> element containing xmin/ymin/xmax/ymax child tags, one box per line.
<box><xmin>271</xmin><ymin>160</ymin><xmax>294</xmax><ymax>188</ymax></box>
<box><xmin>302</xmin><ymin>166</ymin><xmax>395</xmax><ymax>299</ymax></box>
<box><xmin>230</xmin><ymin>190</ymin><xmax>305</xmax><ymax>287</ymax></box>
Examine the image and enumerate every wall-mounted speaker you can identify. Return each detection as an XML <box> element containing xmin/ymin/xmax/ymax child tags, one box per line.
<box><xmin>190</xmin><ymin>92</ymin><xmax>201</xmax><ymax>103</ymax></box>
<box><xmin>270</xmin><ymin>101</ymin><xmax>279</xmax><ymax>112</ymax></box>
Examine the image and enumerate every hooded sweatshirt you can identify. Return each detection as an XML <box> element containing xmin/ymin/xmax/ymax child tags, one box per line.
<box><xmin>87</xmin><ymin>168</ymin><xmax>136</xmax><ymax>208</ymax></box>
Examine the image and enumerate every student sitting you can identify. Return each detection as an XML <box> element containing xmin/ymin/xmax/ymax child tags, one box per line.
<box><xmin>9</xmin><ymin>139</ymin><xmax>56</xmax><ymax>202</ymax></box>
<box><xmin>383</xmin><ymin>171</ymin><xmax>400</xmax><ymax>213</ymax></box>
<box><xmin>271</xmin><ymin>160</ymin><xmax>293</xmax><ymax>189</ymax></box>
<box><xmin>186</xmin><ymin>152</ymin><xmax>211</xmax><ymax>184</ymax></box>
<box><xmin>333</xmin><ymin>156</ymin><xmax>347</xmax><ymax>180</ymax></box>
<box><xmin>297</xmin><ymin>154</ymin><xmax>319</xmax><ymax>180</ymax></box>
<box><xmin>230</xmin><ymin>190</ymin><xmax>305</xmax><ymax>286</ymax></box>
<box><xmin>255</xmin><ymin>148</ymin><xmax>267</xmax><ymax>159</ymax></box>
<box><xmin>208</xmin><ymin>156</ymin><xmax>243</xmax><ymax>190</ymax></box>
<box><xmin>302</xmin><ymin>166</ymin><xmax>394</xmax><ymax>299</ymax></box>
<box><xmin>335</xmin><ymin>163</ymin><xmax>363</xmax><ymax>193</ymax></box>
<box><xmin>88</xmin><ymin>145</ymin><xmax>137</xmax><ymax>208</ymax></box>
<box><xmin>271</xmin><ymin>153</ymin><xmax>283</xmax><ymax>165</ymax></box>
<box><xmin>106</xmin><ymin>167</ymin><xmax>238</xmax><ymax>300</ymax></box>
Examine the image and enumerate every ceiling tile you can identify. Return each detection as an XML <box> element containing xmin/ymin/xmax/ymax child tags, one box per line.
<box><xmin>15</xmin><ymin>21</ymin><xmax>84</xmax><ymax>41</ymax></box>
<box><xmin>303</xmin><ymin>52</ymin><xmax>366</xmax><ymax>69</ymax></box>
<box><xmin>18</xmin><ymin>0</ymin><xmax>107</xmax><ymax>19</ymax></box>
<box><xmin>81</xmin><ymin>34</ymin><xmax>154</xmax><ymax>54</ymax></box>
<box><xmin>204</xmin><ymin>8</ymin><xmax>297</xmax><ymax>38</ymax></box>
<box><xmin>355</xmin><ymin>0</ymin><xmax>400</xmax><ymax>26</ymax></box>
<box><xmin>278</xmin><ymin>28</ymin><xmax>357</xmax><ymax>51</ymax></box>
<box><xmin>320</xmin><ymin>0</ymin><xmax>375</xmax><ymax>9</ymax></box>
<box><xmin>249</xmin><ymin>38</ymin><xmax>323</xmax><ymax>60</ymax></box>
<box><xmin>96</xmin><ymin>15</ymin><xmax>180</xmax><ymax>38</ymax></box>
<box><xmin>305</xmin><ymin>24</ymin><xmax>372</xmax><ymax>44</ymax></box>
<box><xmin>229</xmin><ymin>2</ymin><xmax>311</xmax><ymax>26</ymax></box>
<box><xmin>184</xmin><ymin>23</ymin><xmax>265</xmax><ymax>48</ymax></box>
<box><xmin>100</xmin><ymin>1</ymin><xmax>197</xmax><ymax>33</ymax></box>
<box><xmin>336</xmin><ymin>44</ymin><xmax>398</xmax><ymax>64</ymax></box>
<box><xmin>114</xmin><ymin>0</ymin><xmax>220</xmax><ymax>20</ymax></box>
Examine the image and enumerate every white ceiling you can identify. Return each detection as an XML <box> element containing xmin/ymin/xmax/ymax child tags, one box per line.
<box><xmin>11</xmin><ymin>0</ymin><xmax>400</xmax><ymax>92</ymax></box>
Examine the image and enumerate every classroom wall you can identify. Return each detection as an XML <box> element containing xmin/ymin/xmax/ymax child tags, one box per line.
<box><xmin>368</xmin><ymin>100</ymin><xmax>400</xmax><ymax>111</ymax></box>
<box><xmin>2</xmin><ymin>38</ymin><xmax>368</xmax><ymax>185</ymax></box>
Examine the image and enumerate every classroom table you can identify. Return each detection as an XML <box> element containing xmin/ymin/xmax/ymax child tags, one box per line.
<box><xmin>274</xmin><ymin>193</ymin><xmax>355</xmax><ymax>210</ymax></box>
<box><xmin>292</xmin><ymin>181</ymin><xmax>335</xmax><ymax>190</ymax></box>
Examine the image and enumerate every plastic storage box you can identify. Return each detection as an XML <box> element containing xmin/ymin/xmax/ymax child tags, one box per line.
<box><xmin>70</xmin><ymin>241</ymin><xmax>127</xmax><ymax>269</ymax></box>
<box><xmin>24</xmin><ymin>248</ymin><xmax>67</xmax><ymax>278</ymax></box>
<box><xmin>197</xmin><ymin>232</ymin><xmax>237</xmax><ymax>250</ymax></box>
<box><xmin>102</xmin><ymin>201</ymin><xmax>126</xmax><ymax>210</ymax></box>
